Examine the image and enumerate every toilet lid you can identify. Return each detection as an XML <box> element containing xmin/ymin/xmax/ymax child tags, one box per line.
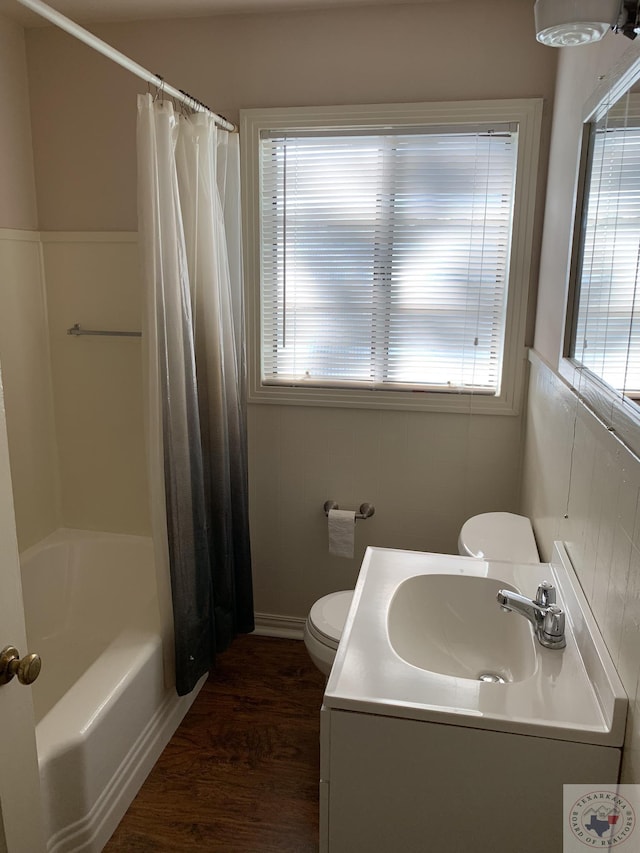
<box><xmin>458</xmin><ymin>512</ymin><xmax>539</xmax><ymax>564</ymax></box>
<box><xmin>309</xmin><ymin>590</ymin><xmax>353</xmax><ymax>645</ymax></box>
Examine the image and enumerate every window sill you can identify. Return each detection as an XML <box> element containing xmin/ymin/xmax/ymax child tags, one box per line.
<box><xmin>248</xmin><ymin>376</ymin><xmax>524</xmax><ymax>415</ymax></box>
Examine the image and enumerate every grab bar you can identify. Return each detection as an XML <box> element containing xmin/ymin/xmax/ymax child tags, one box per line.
<box><xmin>67</xmin><ymin>323</ymin><xmax>142</xmax><ymax>338</ymax></box>
<box><xmin>324</xmin><ymin>500</ymin><xmax>375</xmax><ymax>520</ymax></box>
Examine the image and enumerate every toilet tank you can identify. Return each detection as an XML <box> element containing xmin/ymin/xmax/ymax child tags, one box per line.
<box><xmin>457</xmin><ymin>512</ymin><xmax>539</xmax><ymax>564</ymax></box>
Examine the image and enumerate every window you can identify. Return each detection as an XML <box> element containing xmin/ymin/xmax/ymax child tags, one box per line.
<box><xmin>241</xmin><ymin>101</ymin><xmax>542</xmax><ymax>413</ymax></box>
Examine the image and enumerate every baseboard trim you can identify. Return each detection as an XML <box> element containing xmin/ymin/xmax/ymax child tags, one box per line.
<box><xmin>253</xmin><ymin>612</ymin><xmax>306</xmax><ymax>640</ymax></box>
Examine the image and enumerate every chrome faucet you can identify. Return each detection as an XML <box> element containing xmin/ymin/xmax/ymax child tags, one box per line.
<box><xmin>496</xmin><ymin>581</ymin><xmax>566</xmax><ymax>649</ymax></box>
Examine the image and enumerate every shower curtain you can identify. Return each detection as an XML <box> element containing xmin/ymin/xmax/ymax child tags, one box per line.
<box><xmin>137</xmin><ymin>93</ymin><xmax>254</xmax><ymax>696</ymax></box>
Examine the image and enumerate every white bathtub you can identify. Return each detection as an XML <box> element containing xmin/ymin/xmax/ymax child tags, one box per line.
<box><xmin>20</xmin><ymin>529</ymin><xmax>205</xmax><ymax>853</ymax></box>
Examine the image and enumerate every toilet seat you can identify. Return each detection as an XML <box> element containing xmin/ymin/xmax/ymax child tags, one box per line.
<box><xmin>307</xmin><ymin>590</ymin><xmax>353</xmax><ymax>649</ymax></box>
<box><xmin>457</xmin><ymin>512</ymin><xmax>539</xmax><ymax>564</ymax></box>
<box><xmin>304</xmin><ymin>590</ymin><xmax>353</xmax><ymax>676</ymax></box>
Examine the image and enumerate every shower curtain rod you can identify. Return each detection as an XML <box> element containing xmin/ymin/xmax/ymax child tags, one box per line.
<box><xmin>14</xmin><ymin>0</ymin><xmax>235</xmax><ymax>131</ymax></box>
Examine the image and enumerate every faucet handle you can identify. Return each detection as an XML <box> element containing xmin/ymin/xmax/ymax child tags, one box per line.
<box><xmin>541</xmin><ymin>604</ymin><xmax>566</xmax><ymax>648</ymax></box>
<box><xmin>535</xmin><ymin>580</ymin><xmax>556</xmax><ymax>607</ymax></box>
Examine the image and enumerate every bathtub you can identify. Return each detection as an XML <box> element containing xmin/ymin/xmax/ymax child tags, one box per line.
<box><xmin>20</xmin><ymin>529</ymin><xmax>205</xmax><ymax>853</ymax></box>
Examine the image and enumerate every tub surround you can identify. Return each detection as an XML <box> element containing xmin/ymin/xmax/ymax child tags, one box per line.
<box><xmin>0</xmin><ymin>230</ymin><xmax>59</xmax><ymax>551</ymax></box>
<box><xmin>41</xmin><ymin>232</ymin><xmax>148</xmax><ymax>536</ymax></box>
<box><xmin>0</xmin><ymin>229</ymin><xmax>149</xmax><ymax>550</ymax></box>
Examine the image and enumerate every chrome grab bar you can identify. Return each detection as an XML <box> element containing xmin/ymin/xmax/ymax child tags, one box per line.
<box><xmin>67</xmin><ymin>323</ymin><xmax>142</xmax><ymax>338</ymax></box>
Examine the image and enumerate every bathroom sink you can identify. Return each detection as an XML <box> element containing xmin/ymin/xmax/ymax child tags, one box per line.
<box><xmin>323</xmin><ymin>545</ymin><xmax>627</xmax><ymax>746</ymax></box>
<box><xmin>387</xmin><ymin>574</ymin><xmax>536</xmax><ymax>682</ymax></box>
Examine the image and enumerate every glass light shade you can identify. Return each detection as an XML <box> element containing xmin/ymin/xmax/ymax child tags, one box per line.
<box><xmin>537</xmin><ymin>20</ymin><xmax>611</xmax><ymax>45</ymax></box>
<box><xmin>534</xmin><ymin>0</ymin><xmax>622</xmax><ymax>46</ymax></box>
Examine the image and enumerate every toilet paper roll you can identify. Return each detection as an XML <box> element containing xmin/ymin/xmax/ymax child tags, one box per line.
<box><xmin>328</xmin><ymin>508</ymin><xmax>356</xmax><ymax>558</ymax></box>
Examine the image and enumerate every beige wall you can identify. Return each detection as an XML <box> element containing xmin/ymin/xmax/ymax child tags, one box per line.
<box><xmin>0</xmin><ymin>16</ymin><xmax>59</xmax><ymax>552</ymax></box>
<box><xmin>250</xmin><ymin>403</ymin><xmax>524</xmax><ymax>617</ymax></box>
<box><xmin>20</xmin><ymin>1</ymin><xmax>556</xmax><ymax>618</ymax></box>
<box><xmin>522</xmin><ymin>35</ymin><xmax>640</xmax><ymax>782</ymax></box>
<box><xmin>24</xmin><ymin>1</ymin><xmax>556</xmax><ymax>231</ymax></box>
<box><xmin>0</xmin><ymin>15</ymin><xmax>37</xmax><ymax>231</ymax></box>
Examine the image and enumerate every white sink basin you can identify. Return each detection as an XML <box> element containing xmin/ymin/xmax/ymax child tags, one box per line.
<box><xmin>387</xmin><ymin>574</ymin><xmax>536</xmax><ymax>682</ymax></box>
<box><xmin>324</xmin><ymin>544</ymin><xmax>627</xmax><ymax>746</ymax></box>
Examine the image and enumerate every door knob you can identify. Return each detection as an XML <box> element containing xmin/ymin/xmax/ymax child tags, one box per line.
<box><xmin>0</xmin><ymin>645</ymin><xmax>41</xmax><ymax>685</ymax></box>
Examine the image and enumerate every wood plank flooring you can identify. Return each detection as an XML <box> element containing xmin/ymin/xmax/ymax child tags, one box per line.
<box><xmin>104</xmin><ymin>635</ymin><xmax>326</xmax><ymax>853</ymax></box>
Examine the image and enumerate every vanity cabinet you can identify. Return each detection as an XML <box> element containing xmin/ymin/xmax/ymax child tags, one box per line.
<box><xmin>320</xmin><ymin>706</ymin><xmax>621</xmax><ymax>853</ymax></box>
<box><xmin>320</xmin><ymin>546</ymin><xmax>627</xmax><ymax>852</ymax></box>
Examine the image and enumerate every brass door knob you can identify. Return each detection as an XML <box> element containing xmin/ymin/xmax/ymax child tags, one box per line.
<box><xmin>0</xmin><ymin>646</ymin><xmax>41</xmax><ymax>686</ymax></box>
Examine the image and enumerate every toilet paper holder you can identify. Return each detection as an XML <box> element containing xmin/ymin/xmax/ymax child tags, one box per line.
<box><xmin>324</xmin><ymin>500</ymin><xmax>375</xmax><ymax>520</ymax></box>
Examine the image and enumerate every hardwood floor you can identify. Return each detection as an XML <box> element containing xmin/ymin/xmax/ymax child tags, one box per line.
<box><xmin>104</xmin><ymin>635</ymin><xmax>326</xmax><ymax>853</ymax></box>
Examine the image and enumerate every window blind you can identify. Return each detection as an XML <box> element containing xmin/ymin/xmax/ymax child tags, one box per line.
<box><xmin>260</xmin><ymin>127</ymin><xmax>518</xmax><ymax>393</ymax></box>
<box><xmin>573</xmin><ymin>99</ymin><xmax>640</xmax><ymax>396</ymax></box>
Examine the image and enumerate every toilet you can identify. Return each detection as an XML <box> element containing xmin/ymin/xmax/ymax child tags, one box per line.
<box><xmin>303</xmin><ymin>512</ymin><xmax>540</xmax><ymax>677</ymax></box>
<box><xmin>457</xmin><ymin>511</ymin><xmax>539</xmax><ymax>564</ymax></box>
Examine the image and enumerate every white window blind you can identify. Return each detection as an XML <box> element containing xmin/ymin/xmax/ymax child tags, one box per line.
<box><xmin>259</xmin><ymin>126</ymin><xmax>518</xmax><ymax>394</ymax></box>
<box><xmin>573</xmin><ymin>96</ymin><xmax>640</xmax><ymax>397</ymax></box>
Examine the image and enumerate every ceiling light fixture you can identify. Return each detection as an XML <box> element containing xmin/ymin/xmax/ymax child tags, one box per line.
<box><xmin>534</xmin><ymin>0</ymin><xmax>640</xmax><ymax>47</ymax></box>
